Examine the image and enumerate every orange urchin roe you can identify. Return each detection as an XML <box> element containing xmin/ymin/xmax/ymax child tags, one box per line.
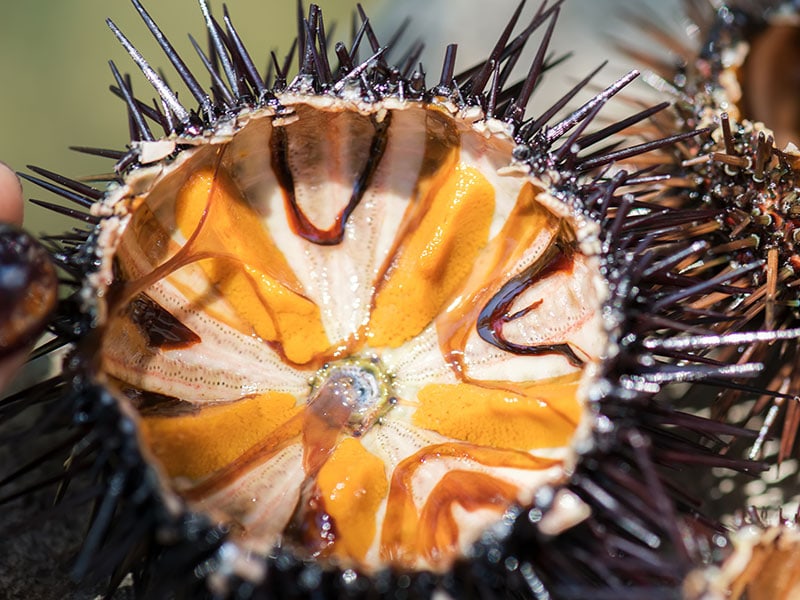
<box><xmin>434</xmin><ymin>181</ymin><xmax>562</xmax><ymax>367</ymax></box>
<box><xmin>315</xmin><ymin>438</ymin><xmax>389</xmax><ymax>563</ymax></box>
<box><xmin>140</xmin><ymin>392</ymin><xmax>301</xmax><ymax>481</ymax></box>
<box><xmin>367</xmin><ymin>164</ymin><xmax>495</xmax><ymax>347</ymax></box>
<box><xmin>412</xmin><ymin>375</ymin><xmax>582</xmax><ymax>450</ymax></box>
<box><xmin>173</xmin><ymin>168</ymin><xmax>330</xmax><ymax>365</ymax></box>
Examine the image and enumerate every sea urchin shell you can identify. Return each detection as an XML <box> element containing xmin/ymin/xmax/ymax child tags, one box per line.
<box><xmin>91</xmin><ymin>91</ymin><xmax>606</xmax><ymax>578</ymax></box>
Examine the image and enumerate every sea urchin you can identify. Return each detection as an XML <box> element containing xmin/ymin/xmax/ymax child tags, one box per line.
<box><xmin>0</xmin><ymin>1</ymin><xmax>788</xmax><ymax>598</ymax></box>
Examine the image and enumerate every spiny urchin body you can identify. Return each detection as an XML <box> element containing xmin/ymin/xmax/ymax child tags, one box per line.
<box><xmin>621</xmin><ymin>0</ymin><xmax>800</xmax><ymax>465</ymax></box>
<box><xmin>0</xmin><ymin>1</ymin><xmax>795</xmax><ymax>599</ymax></box>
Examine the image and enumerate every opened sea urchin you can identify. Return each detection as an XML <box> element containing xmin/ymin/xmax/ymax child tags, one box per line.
<box><xmin>0</xmin><ymin>1</ymin><xmax>784</xmax><ymax>598</ymax></box>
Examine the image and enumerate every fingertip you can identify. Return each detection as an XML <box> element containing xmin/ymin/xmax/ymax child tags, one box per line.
<box><xmin>0</xmin><ymin>162</ymin><xmax>24</xmax><ymax>226</ymax></box>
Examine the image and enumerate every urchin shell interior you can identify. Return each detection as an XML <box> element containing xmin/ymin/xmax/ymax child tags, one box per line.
<box><xmin>90</xmin><ymin>94</ymin><xmax>606</xmax><ymax>575</ymax></box>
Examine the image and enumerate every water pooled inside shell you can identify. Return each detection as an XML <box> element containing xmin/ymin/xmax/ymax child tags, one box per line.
<box><xmin>93</xmin><ymin>96</ymin><xmax>607</xmax><ymax>574</ymax></box>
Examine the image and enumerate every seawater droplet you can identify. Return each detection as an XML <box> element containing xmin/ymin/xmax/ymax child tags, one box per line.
<box><xmin>342</xmin><ymin>569</ymin><xmax>357</xmax><ymax>585</ymax></box>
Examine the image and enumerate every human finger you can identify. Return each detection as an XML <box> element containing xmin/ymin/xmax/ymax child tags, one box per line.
<box><xmin>0</xmin><ymin>162</ymin><xmax>23</xmax><ymax>226</ymax></box>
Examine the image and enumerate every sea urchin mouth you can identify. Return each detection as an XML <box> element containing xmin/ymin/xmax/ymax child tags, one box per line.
<box><xmin>86</xmin><ymin>94</ymin><xmax>606</xmax><ymax>576</ymax></box>
<box><xmin>306</xmin><ymin>355</ymin><xmax>395</xmax><ymax>438</ymax></box>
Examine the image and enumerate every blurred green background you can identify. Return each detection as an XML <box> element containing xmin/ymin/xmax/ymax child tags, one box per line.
<box><xmin>0</xmin><ymin>0</ymin><xmax>678</xmax><ymax>236</ymax></box>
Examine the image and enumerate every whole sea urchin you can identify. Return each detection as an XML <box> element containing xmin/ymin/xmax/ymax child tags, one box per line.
<box><xmin>0</xmin><ymin>1</ymin><xmax>790</xmax><ymax>599</ymax></box>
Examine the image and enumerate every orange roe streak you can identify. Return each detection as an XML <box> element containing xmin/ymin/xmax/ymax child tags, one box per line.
<box><xmin>368</xmin><ymin>163</ymin><xmax>495</xmax><ymax>347</ymax></box>
<box><xmin>141</xmin><ymin>392</ymin><xmax>300</xmax><ymax>481</ymax></box>
<box><xmin>316</xmin><ymin>438</ymin><xmax>388</xmax><ymax>563</ymax></box>
<box><xmin>435</xmin><ymin>181</ymin><xmax>560</xmax><ymax>375</ymax></box>
<box><xmin>173</xmin><ymin>167</ymin><xmax>330</xmax><ymax>365</ymax></box>
<box><xmin>413</xmin><ymin>377</ymin><xmax>582</xmax><ymax>449</ymax></box>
